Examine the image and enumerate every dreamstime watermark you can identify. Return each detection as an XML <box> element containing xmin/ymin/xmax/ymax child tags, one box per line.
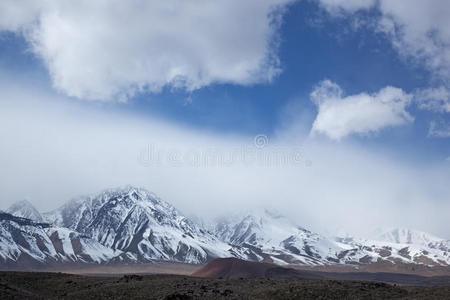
<box><xmin>253</xmin><ymin>134</ymin><xmax>269</xmax><ymax>149</ymax></box>
<box><xmin>137</xmin><ymin>134</ymin><xmax>312</xmax><ymax>168</ymax></box>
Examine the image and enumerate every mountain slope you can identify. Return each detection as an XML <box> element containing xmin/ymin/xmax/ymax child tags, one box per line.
<box><xmin>215</xmin><ymin>210</ymin><xmax>347</xmax><ymax>265</ymax></box>
<box><xmin>0</xmin><ymin>212</ymin><xmax>121</xmax><ymax>268</ymax></box>
<box><xmin>44</xmin><ymin>186</ymin><xmax>234</xmax><ymax>264</ymax></box>
<box><xmin>338</xmin><ymin>229</ymin><xmax>450</xmax><ymax>267</ymax></box>
<box><xmin>215</xmin><ymin>211</ymin><xmax>450</xmax><ymax>267</ymax></box>
<box><xmin>3</xmin><ymin>186</ymin><xmax>449</xmax><ymax>268</ymax></box>
<box><xmin>373</xmin><ymin>228</ymin><xmax>448</xmax><ymax>246</ymax></box>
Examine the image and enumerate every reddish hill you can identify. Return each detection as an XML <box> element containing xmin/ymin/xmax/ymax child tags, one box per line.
<box><xmin>191</xmin><ymin>258</ymin><xmax>322</xmax><ymax>279</ymax></box>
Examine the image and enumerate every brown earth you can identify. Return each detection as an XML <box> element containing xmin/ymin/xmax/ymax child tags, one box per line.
<box><xmin>192</xmin><ymin>257</ymin><xmax>322</xmax><ymax>279</ymax></box>
<box><xmin>194</xmin><ymin>258</ymin><xmax>450</xmax><ymax>286</ymax></box>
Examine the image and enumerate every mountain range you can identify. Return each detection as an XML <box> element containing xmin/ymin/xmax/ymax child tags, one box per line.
<box><xmin>1</xmin><ymin>186</ymin><xmax>449</xmax><ymax>270</ymax></box>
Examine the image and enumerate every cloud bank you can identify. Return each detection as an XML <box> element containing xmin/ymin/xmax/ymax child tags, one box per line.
<box><xmin>310</xmin><ymin>80</ymin><xmax>412</xmax><ymax>140</ymax></box>
<box><xmin>0</xmin><ymin>0</ymin><xmax>291</xmax><ymax>100</ymax></box>
<box><xmin>0</xmin><ymin>82</ymin><xmax>449</xmax><ymax>238</ymax></box>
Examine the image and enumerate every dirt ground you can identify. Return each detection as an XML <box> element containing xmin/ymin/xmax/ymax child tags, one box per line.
<box><xmin>1</xmin><ymin>271</ymin><xmax>450</xmax><ymax>300</ymax></box>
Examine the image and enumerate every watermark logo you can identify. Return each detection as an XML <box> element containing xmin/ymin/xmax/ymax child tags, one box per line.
<box><xmin>254</xmin><ymin>134</ymin><xmax>269</xmax><ymax>149</ymax></box>
<box><xmin>138</xmin><ymin>134</ymin><xmax>312</xmax><ymax>168</ymax></box>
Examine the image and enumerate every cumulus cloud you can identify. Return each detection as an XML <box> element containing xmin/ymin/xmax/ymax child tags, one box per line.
<box><xmin>376</xmin><ymin>1</ymin><xmax>450</xmax><ymax>82</ymax></box>
<box><xmin>310</xmin><ymin>80</ymin><xmax>413</xmax><ymax>140</ymax></box>
<box><xmin>317</xmin><ymin>0</ymin><xmax>450</xmax><ymax>140</ymax></box>
<box><xmin>0</xmin><ymin>0</ymin><xmax>291</xmax><ymax>100</ymax></box>
<box><xmin>317</xmin><ymin>0</ymin><xmax>450</xmax><ymax>84</ymax></box>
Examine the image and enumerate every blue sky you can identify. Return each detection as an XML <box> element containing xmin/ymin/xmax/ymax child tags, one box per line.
<box><xmin>1</xmin><ymin>1</ymin><xmax>447</xmax><ymax>162</ymax></box>
<box><xmin>0</xmin><ymin>0</ymin><xmax>449</xmax><ymax>236</ymax></box>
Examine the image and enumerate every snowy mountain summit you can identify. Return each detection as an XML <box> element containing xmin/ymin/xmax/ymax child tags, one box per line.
<box><xmin>373</xmin><ymin>227</ymin><xmax>445</xmax><ymax>246</ymax></box>
<box><xmin>0</xmin><ymin>211</ymin><xmax>120</xmax><ymax>267</ymax></box>
<box><xmin>215</xmin><ymin>210</ymin><xmax>450</xmax><ymax>266</ymax></box>
<box><xmin>43</xmin><ymin>186</ymin><xmax>232</xmax><ymax>264</ymax></box>
<box><xmin>7</xmin><ymin>199</ymin><xmax>44</xmax><ymax>223</ymax></box>
<box><xmin>1</xmin><ymin>186</ymin><xmax>449</xmax><ymax>268</ymax></box>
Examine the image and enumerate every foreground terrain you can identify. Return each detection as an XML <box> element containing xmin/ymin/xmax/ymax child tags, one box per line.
<box><xmin>1</xmin><ymin>271</ymin><xmax>450</xmax><ymax>300</ymax></box>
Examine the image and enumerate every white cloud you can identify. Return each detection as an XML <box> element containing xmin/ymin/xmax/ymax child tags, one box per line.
<box><xmin>415</xmin><ymin>86</ymin><xmax>450</xmax><ymax>113</ymax></box>
<box><xmin>310</xmin><ymin>80</ymin><xmax>413</xmax><ymax>140</ymax></box>
<box><xmin>0</xmin><ymin>0</ymin><xmax>291</xmax><ymax>100</ymax></box>
<box><xmin>429</xmin><ymin>119</ymin><xmax>450</xmax><ymax>138</ymax></box>
<box><xmin>317</xmin><ymin>0</ymin><xmax>450</xmax><ymax>139</ymax></box>
<box><xmin>376</xmin><ymin>1</ymin><xmax>450</xmax><ymax>82</ymax></box>
<box><xmin>318</xmin><ymin>0</ymin><xmax>375</xmax><ymax>15</ymax></box>
<box><xmin>1</xmin><ymin>82</ymin><xmax>449</xmax><ymax>238</ymax></box>
<box><xmin>317</xmin><ymin>0</ymin><xmax>450</xmax><ymax>84</ymax></box>
<box><xmin>0</xmin><ymin>0</ymin><xmax>44</xmax><ymax>32</ymax></box>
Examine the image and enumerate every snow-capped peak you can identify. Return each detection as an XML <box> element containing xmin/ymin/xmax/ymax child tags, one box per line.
<box><xmin>2</xmin><ymin>187</ymin><xmax>450</xmax><ymax>268</ymax></box>
<box><xmin>215</xmin><ymin>209</ymin><xmax>302</xmax><ymax>247</ymax></box>
<box><xmin>43</xmin><ymin>186</ymin><xmax>232</xmax><ymax>264</ymax></box>
<box><xmin>371</xmin><ymin>227</ymin><xmax>445</xmax><ymax>246</ymax></box>
<box><xmin>7</xmin><ymin>199</ymin><xmax>43</xmax><ymax>223</ymax></box>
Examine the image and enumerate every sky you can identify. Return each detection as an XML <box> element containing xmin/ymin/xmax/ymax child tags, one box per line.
<box><xmin>0</xmin><ymin>0</ymin><xmax>449</xmax><ymax>238</ymax></box>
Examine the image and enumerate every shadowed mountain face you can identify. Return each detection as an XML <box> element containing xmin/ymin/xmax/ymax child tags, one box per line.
<box><xmin>2</xmin><ymin>186</ymin><xmax>450</xmax><ymax>269</ymax></box>
<box><xmin>191</xmin><ymin>257</ymin><xmax>322</xmax><ymax>279</ymax></box>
